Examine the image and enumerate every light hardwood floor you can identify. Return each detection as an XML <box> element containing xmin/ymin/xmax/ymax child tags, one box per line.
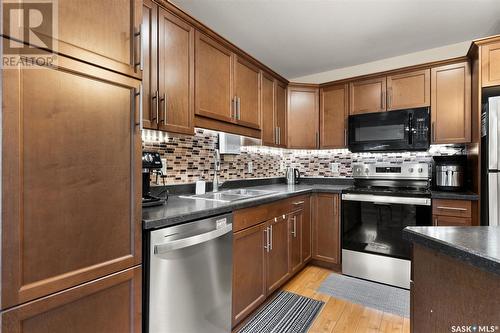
<box><xmin>281</xmin><ymin>265</ymin><xmax>410</xmax><ymax>333</ymax></box>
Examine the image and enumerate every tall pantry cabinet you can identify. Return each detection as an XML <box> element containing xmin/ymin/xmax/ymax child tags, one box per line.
<box><xmin>1</xmin><ymin>1</ymin><xmax>143</xmax><ymax>332</ymax></box>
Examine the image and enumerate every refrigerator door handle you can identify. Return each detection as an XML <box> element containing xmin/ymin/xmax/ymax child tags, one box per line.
<box><xmin>489</xmin><ymin>173</ymin><xmax>499</xmax><ymax>226</ymax></box>
<box><xmin>489</xmin><ymin>97</ymin><xmax>499</xmax><ymax>170</ymax></box>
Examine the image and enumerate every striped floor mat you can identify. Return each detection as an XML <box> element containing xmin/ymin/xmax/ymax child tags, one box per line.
<box><xmin>237</xmin><ymin>291</ymin><xmax>324</xmax><ymax>333</ymax></box>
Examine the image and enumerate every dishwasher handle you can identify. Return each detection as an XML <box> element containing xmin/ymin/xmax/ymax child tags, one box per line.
<box><xmin>154</xmin><ymin>223</ymin><xmax>232</xmax><ymax>254</ymax></box>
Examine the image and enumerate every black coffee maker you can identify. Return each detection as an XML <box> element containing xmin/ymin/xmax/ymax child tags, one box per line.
<box><xmin>142</xmin><ymin>151</ymin><xmax>165</xmax><ymax>207</ymax></box>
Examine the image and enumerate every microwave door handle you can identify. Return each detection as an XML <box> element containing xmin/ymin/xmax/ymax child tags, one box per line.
<box><xmin>408</xmin><ymin>113</ymin><xmax>413</xmax><ymax>145</ymax></box>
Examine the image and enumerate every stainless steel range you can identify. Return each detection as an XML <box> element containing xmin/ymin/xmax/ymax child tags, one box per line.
<box><xmin>342</xmin><ymin>162</ymin><xmax>432</xmax><ymax>289</ymax></box>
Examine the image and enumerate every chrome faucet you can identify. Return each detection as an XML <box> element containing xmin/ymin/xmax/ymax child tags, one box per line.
<box><xmin>213</xmin><ymin>149</ymin><xmax>222</xmax><ymax>192</ymax></box>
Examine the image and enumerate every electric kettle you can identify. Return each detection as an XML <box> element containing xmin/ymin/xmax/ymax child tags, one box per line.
<box><xmin>286</xmin><ymin>167</ymin><xmax>301</xmax><ymax>185</ymax></box>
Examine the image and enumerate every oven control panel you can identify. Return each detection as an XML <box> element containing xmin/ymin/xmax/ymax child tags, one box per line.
<box><xmin>352</xmin><ymin>163</ymin><xmax>429</xmax><ymax>180</ymax></box>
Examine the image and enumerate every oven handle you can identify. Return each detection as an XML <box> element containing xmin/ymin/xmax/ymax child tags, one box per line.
<box><xmin>342</xmin><ymin>193</ymin><xmax>431</xmax><ymax>206</ymax></box>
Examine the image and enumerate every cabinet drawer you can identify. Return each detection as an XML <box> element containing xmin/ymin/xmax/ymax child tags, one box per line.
<box><xmin>1</xmin><ymin>266</ymin><xmax>141</xmax><ymax>333</ymax></box>
<box><xmin>432</xmin><ymin>199</ymin><xmax>471</xmax><ymax>218</ymax></box>
<box><xmin>433</xmin><ymin>215</ymin><xmax>472</xmax><ymax>227</ymax></box>
<box><xmin>233</xmin><ymin>195</ymin><xmax>309</xmax><ymax>232</ymax></box>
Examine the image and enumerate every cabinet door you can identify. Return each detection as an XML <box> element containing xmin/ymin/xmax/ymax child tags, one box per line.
<box><xmin>275</xmin><ymin>81</ymin><xmax>288</xmax><ymax>147</ymax></box>
<box><xmin>158</xmin><ymin>8</ymin><xmax>194</xmax><ymax>135</ymax></box>
<box><xmin>320</xmin><ymin>84</ymin><xmax>348</xmax><ymax>148</ymax></box>
<box><xmin>301</xmin><ymin>197</ymin><xmax>312</xmax><ymax>263</ymax></box>
<box><xmin>481</xmin><ymin>41</ymin><xmax>500</xmax><ymax>87</ymax></box>
<box><xmin>1</xmin><ymin>266</ymin><xmax>141</xmax><ymax>333</ymax></box>
<box><xmin>195</xmin><ymin>32</ymin><xmax>233</xmax><ymax>122</ymax></box>
<box><xmin>387</xmin><ymin>69</ymin><xmax>430</xmax><ymax>110</ymax></box>
<box><xmin>234</xmin><ymin>56</ymin><xmax>261</xmax><ymax>129</ymax></box>
<box><xmin>142</xmin><ymin>0</ymin><xmax>158</xmax><ymax>130</ymax></box>
<box><xmin>431</xmin><ymin>62</ymin><xmax>471</xmax><ymax>144</ymax></box>
<box><xmin>4</xmin><ymin>0</ymin><xmax>142</xmax><ymax>78</ymax></box>
<box><xmin>261</xmin><ymin>73</ymin><xmax>276</xmax><ymax>146</ymax></box>
<box><xmin>349</xmin><ymin>77</ymin><xmax>386</xmax><ymax>114</ymax></box>
<box><xmin>287</xmin><ymin>86</ymin><xmax>319</xmax><ymax>149</ymax></box>
<box><xmin>312</xmin><ymin>194</ymin><xmax>340</xmax><ymax>264</ymax></box>
<box><xmin>232</xmin><ymin>223</ymin><xmax>267</xmax><ymax>326</ymax></box>
<box><xmin>289</xmin><ymin>211</ymin><xmax>302</xmax><ymax>274</ymax></box>
<box><xmin>2</xmin><ymin>53</ymin><xmax>142</xmax><ymax>309</ymax></box>
<box><xmin>267</xmin><ymin>216</ymin><xmax>290</xmax><ymax>294</ymax></box>
<box><xmin>433</xmin><ymin>215</ymin><xmax>472</xmax><ymax>226</ymax></box>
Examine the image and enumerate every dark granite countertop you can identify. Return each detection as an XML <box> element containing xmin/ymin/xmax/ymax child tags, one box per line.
<box><xmin>430</xmin><ymin>190</ymin><xmax>479</xmax><ymax>201</ymax></box>
<box><xmin>403</xmin><ymin>226</ymin><xmax>500</xmax><ymax>275</ymax></box>
<box><xmin>142</xmin><ymin>183</ymin><xmax>351</xmax><ymax>230</ymax></box>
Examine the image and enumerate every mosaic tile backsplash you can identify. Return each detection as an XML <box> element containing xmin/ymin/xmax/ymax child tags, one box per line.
<box><xmin>142</xmin><ymin>129</ymin><xmax>466</xmax><ymax>185</ymax></box>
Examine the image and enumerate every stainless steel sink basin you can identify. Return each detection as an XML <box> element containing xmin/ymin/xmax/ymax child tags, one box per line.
<box><xmin>179</xmin><ymin>189</ymin><xmax>277</xmax><ymax>203</ymax></box>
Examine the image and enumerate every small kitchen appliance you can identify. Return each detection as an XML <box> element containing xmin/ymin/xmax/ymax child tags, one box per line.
<box><xmin>348</xmin><ymin>107</ymin><xmax>430</xmax><ymax>152</ymax></box>
<box><xmin>142</xmin><ymin>151</ymin><xmax>165</xmax><ymax>207</ymax></box>
<box><xmin>286</xmin><ymin>167</ymin><xmax>301</xmax><ymax>184</ymax></box>
<box><xmin>433</xmin><ymin>156</ymin><xmax>466</xmax><ymax>191</ymax></box>
<box><xmin>342</xmin><ymin>162</ymin><xmax>432</xmax><ymax>289</ymax></box>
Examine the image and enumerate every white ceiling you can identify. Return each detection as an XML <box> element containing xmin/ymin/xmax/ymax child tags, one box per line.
<box><xmin>171</xmin><ymin>0</ymin><xmax>500</xmax><ymax>79</ymax></box>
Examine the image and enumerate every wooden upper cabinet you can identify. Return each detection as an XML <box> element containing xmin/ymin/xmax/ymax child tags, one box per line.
<box><xmin>349</xmin><ymin>77</ymin><xmax>386</xmax><ymax>114</ymax></box>
<box><xmin>275</xmin><ymin>81</ymin><xmax>288</xmax><ymax>147</ymax></box>
<box><xmin>312</xmin><ymin>193</ymin><xmax>340</xmax><ymax>264</ymax></box>
<box><xmin>142</xmin><ymin>0</ymin><xmax>158</xmax><ymax>130</ymax></box>
<box><xmin>232</xmin><ymin>223</ymin><xmax>267</xmax><ymax>327</ymax></box>
<box><xmin>5</xmin><ymin>0</ymin><xmax>142</xmax><ymax>78</ymax></box>
<box><xmin>431</xmin><ymin>62</ymin><xmax>471</xmax><ymax>144</ymax></box>
<box><xmin>158</xmin><ymin>7</ymin><xmax>194</xmax><ymax>135</ymax></box>
<box><xmin>320</xmin><ymin>84</ymin><xmax>348</xmax><ymax>148</ymax></box>
<box><xmin>234</xmin><ymin>57</ymin><xmax>261</xmax><ymax>129</ymax></box>
<box><xmin>2</xmin><ymin>53</ymin><xmax>142</xmax><ymax>309</ymax></box>
<box><xmin>261</xmin><ymin>73</ymin><xmax>276</xmax><ymax>146</ymax></box>
<box><xmin>481</xmin><ymin>41</ymin><xmax>500</xmax><ymax>87</ymax></box>
<box><xmin>387</xmin><ymin>69</ymin><xmax>430</xmax><ymax>110</ymax></box>
<box><xmin>1</xmin><ymin>266</ymin><xmax>142</xmax><ymax>333</ymax></box>
<box><xmin>195</xmin><ymin>31</ymin><xmax>233</xmax><ymax>122</ymax></box>
<box><xmin>287</xmin><ymin>85</ymin><xmax>319</xmax><ymax>149</ymax></box>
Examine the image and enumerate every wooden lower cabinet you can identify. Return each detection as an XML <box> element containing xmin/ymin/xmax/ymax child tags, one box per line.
<box><xmin>232</xmin><ymin>223</ymin><xmax>267</xmax><ymax>326</ymax></box>
<box><xmin>232</xmin><ymin>195</ymin><xmax>311</xmax><ymax>327</ymax></box>
<box><xmin>2</xmin><ymin>51</ymin><xmax>142</xmax><ymax>309</ymax></box>
<box><xmin>411</xmin><ymin>244</ymin><xmax>500</xmax><ymax>333</ymax></box>
<box><xmin>267</xmin><ymin>215</ymin><xmax>290</xmax><ymax>293</ymax></box>
<box><xmin>312</xmin><ymin>193</ymin><xmax>340</xmax><ymax>265</ymax></box>
<box><xmin>1</xmin><ymin>266</ymin><xmax>142</xmax><ymax>333</ymax></box>
<box><xmin>288</xmin><ymin>210</ymin><xmax>302</xmax><ymax>274</ymax></box>
<box><xmin>432</xmin><ymin>199</ymin><xmax>473</xmax><ymax>226</ymax></box>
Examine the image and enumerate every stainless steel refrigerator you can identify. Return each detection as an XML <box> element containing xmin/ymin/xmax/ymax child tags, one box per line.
<box><xmin>482</xmin><ymin>96</ymin><xmax>500</xmax><ymax>226</ymax></box>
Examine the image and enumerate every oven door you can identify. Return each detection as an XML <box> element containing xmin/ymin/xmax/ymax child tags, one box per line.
<box><xmin>341</xmin><ymin>194</ymin><xmax>431</xmax><ymax>260</ymax></box>
<box><xmin>347</xmin><ymin>107</ymin><xmax>429</xmax><ymax>152</ymax></box>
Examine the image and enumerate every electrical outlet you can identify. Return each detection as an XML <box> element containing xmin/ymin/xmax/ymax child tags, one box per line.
<box><xmin>247</xmin><ymin>161</ymin><xmax>253</xmax><ymax>173</ymax></box>
<box><xmin>161</xmin><ymin>158</ymin><xmax>168</xmax><ymax>175</ymax></box>
<box><xmin>330</xmin><ymin>162</ymin><xmax>339</xmax><ymax>174</ymax></box>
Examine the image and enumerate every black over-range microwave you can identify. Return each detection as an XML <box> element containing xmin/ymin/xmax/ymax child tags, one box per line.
<box><xmin>347</xmin><ymin>107</ymin><xmax>430</xmax><ymax>152</ymax></box>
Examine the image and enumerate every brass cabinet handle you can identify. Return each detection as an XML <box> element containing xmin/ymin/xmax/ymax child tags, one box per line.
<box><xmin>316</xmin><ymin>132</ymin><xmax>319</xmax><ymax>148</ymax></box>
<box><xmin>344</xmin><ymin>128</ymin><xmax>347</xmax><ymax>146</ymax></box>
<box><xmin>264</xmin><ymin>227</ymin><xmax>270</xmax><ymax>252</ymax></box>
<box><xmin>278</xmin><ymin>127</ymin><xmax>281</xmax><ymax>145</ymax></box>
<box><xmin>269</xmin><ymin>225</ymin><xmax>273</xmax><ymax>250</ymax></box>
<box><xmin>292</xmin><ymin>216</ymin><xmax>297</xmax><ymax>237</ymax></box>
<box><xmin>388</xmin><ymin>87</ymin><xmax>392</xmax><ymax>109</ymax></box>
<box><xmin>292</xmin><ymin>201</ymin><xmax>304</xmax><ymax>206</ymax></box>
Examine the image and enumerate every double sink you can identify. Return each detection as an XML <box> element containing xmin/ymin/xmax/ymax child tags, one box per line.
<box><xmin>180</xmin><ymin>189</ymin><xmax>277</xmax><ymax>203</ymax></box>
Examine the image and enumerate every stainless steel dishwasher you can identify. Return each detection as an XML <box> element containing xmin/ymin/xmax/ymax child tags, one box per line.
<box><xmin>148</xmin><ymin>213</ymin><xmax>233</xmax><ymax>333</ymax></box>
